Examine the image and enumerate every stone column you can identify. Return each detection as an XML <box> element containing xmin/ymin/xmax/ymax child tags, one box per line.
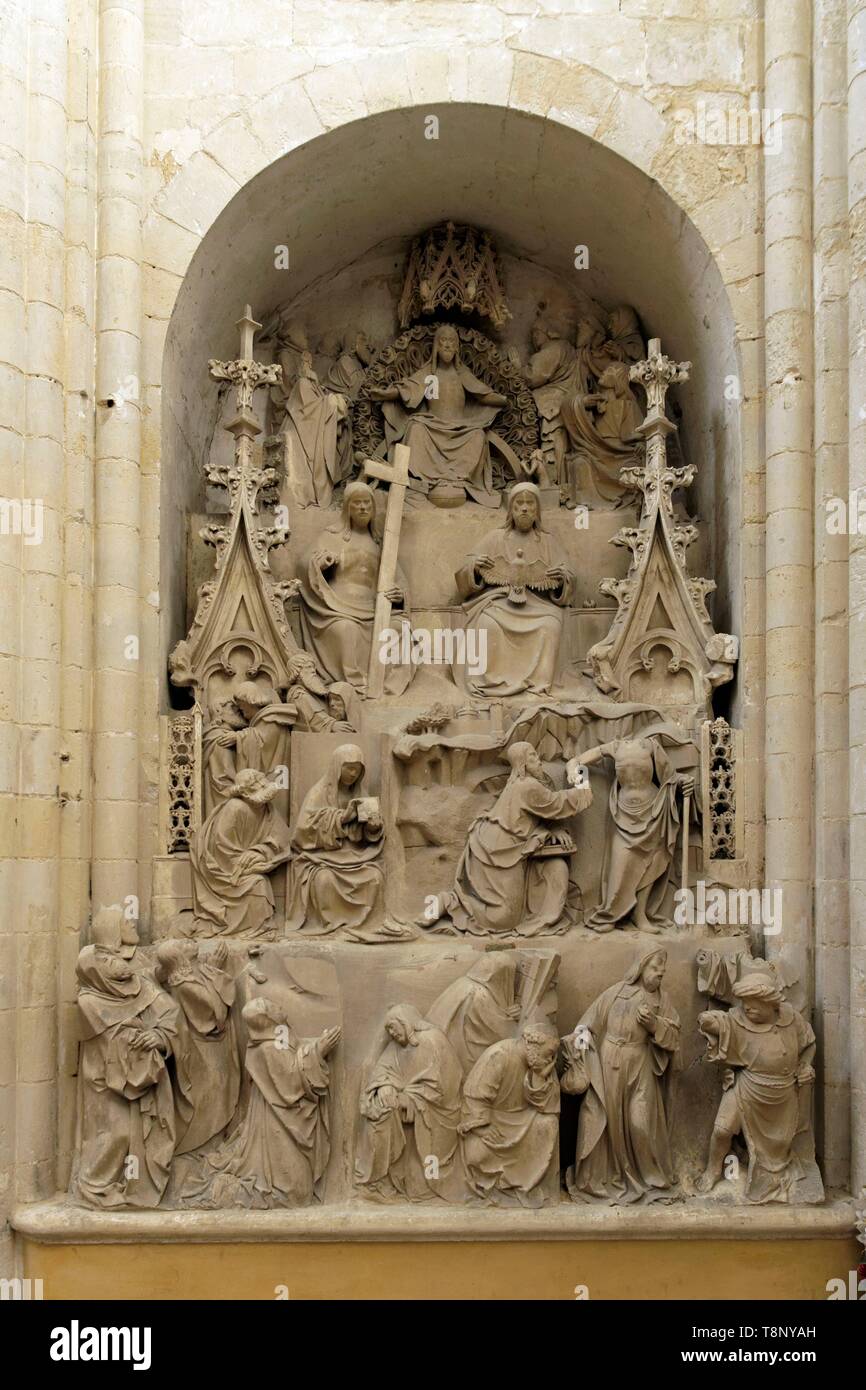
<box><xmin>763</xmin><ymin>1</ymin><xmax>815</xmax><ymax>991</ymax></box>
<box><xmin>813</xmin><ymin>0</ymin><xmax>851</xmax><ymax>1191</ymax></box>
<box><xmin>91</xmin><ymin>0</ymin><xmax>144</xmax><ymax>918</ymax></box>
<box><xmin>848</xmin><ymin>0</ymin><xmax>866</xmax><ymax>1194</ymax></box>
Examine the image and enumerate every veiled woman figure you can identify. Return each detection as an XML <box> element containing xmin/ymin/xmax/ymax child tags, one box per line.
<box><xmin>426</xmin><ymin>955</ymin><xmax>522</xmax><ymax>1074</ymax></box>
<box><xmin>190</xmin><ymin>768</ymin><xmax>292</xmax><ymax>939</ymax></box>
<box><xmin>453</xmin><ymin>483</ymin><xmax>573</xmax><ymax>697</ymax></box>
<box><xmin>370</xmin><ymin>323</ymin><xmax>507</xmax><ymax>508</ymax></box>
<box><xmin>194</xmin><ymin>998</ymin><xmax>340</xmax><ymax>1208</ymax></box>
<box><xmin>73</xmin><ymin>938</ymin><xmax>180</xmax><ymax>1209</ymax></box>
<box><xmin>298</xmin><ymin>481</ymin><xmax>413</xmax><ymax>697</ymax></box>
<box><xmin>287</xmin><ymin>744</ymin><xmax>407</xmax><ymax>941</ymax></box>
<box><xmin>155</xmin><ymin>940</ymin><xmax>240</xmax><ymax>1156</ymax></box>
<box><xmin>561</xmin><ymin>949</ymin><xmax>680</xmax><ymax>1205</ymax></box>
<box><xmin>355</xmin><ymin>1004</ymin><xmax>463</xmax><ymax>1201</ymax></box>
<box><xmin>581</xmin><ymin>737</ymin><xmax>695</xmax><ymax>933</ymax></box>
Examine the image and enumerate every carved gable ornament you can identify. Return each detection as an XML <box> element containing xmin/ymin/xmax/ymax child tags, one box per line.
<box><xmin>588</xmin><ymin>339</ymin><xmax>738</xmax><ymax>712</ymax></box>
<box><xmin>169</xmin><ymin>306</ymin><xmax>299</xmax><ymax>708</ymax></box>
<box><xmin>397</xmin><ymin>220</ymin><xmax>511</xmax><ymax>329</ymax></box>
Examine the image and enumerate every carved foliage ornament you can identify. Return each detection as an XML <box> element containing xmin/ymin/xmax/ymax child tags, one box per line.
<box><xmin>397</xmin><ymin>221</ymin><xmax>511</xmax><ymax>329</ymax></box>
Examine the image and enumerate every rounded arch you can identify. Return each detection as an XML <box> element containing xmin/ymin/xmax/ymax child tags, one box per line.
<box><xmin>158</xmin><ymin>96</ymin><xmax>747</xmax><ymax>711</ymax></box>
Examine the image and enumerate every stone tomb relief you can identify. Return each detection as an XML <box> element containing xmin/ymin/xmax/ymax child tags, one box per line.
<box><xmin>74</xmin><ymin>224</ymin><xmax>820</xmax><ymax>1214</ymax></box>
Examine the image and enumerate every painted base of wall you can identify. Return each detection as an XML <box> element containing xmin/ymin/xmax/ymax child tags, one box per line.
<box><xmin>21</xmin><ymin>1235</ymin><xmax>860</xmax><ymax>1301</ymax></box>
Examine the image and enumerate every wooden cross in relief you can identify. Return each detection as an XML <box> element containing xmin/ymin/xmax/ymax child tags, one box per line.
<box><xmin>364</xmin><ymin>443</ymin><xmax>410</xmax><ymax>700</ymax></box>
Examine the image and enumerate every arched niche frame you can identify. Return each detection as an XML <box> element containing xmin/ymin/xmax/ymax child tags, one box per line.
<box><xmin>159</xmin><ymin>102</ymin><xmax>744</xmax><ymax>721</ymax></box>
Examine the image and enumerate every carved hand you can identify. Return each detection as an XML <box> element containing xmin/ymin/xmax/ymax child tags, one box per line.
<box><xmin>312</xmin><ymin>549</ymin><xmax>338</xmax><ymax>571</ymax></box>
<box><xmin>679</xmin><ymin>774</ymin><xmax>696</xmax><ymax>797</ymax></box>
<box><xmin>211</xmin><ymin>942</ymin><xmax>228</xmax><ymax>969</ymax></box>
<box><xmin>384</xmin><ymin>585</ymin><xmax>403</xmax><ymax>604</ymax></box>
<box><xmin>214</xmin><ymin>732</ymin><xmax>237</xmax><ymax>747</ymax></box>
<box><xmin>318</xmin><ymin>1025</ymin><xmax>342</xmax><ymax>1057</ymax></box>
<box><xmin>698</xmin><ymin>1010</ymin><xmax>719</xmax><ymax>1033</ymax></box>
<box><xmin>546</xmin><ymin>566</ymin><xmax>567</xmax><ymax>586</ymax></box>
<box><xmin>637</xmin><ymin>1004</ymin><xmax>656</xmax><ymax>1031</ymax></box>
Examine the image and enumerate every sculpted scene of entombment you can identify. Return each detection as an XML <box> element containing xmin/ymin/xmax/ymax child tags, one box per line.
<box><xmin>70</xmin><ymin>222</ymin><xmax>825</xmax><ymax>1219</ymax></box>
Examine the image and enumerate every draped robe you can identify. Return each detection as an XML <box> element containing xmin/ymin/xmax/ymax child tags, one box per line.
<box><xmin>461</xmin><ymin>1038</ymin><xmax>559</xmax><ymax>1206</ymax></box>
<box><xmin>587</xmin><ymin>743</ymin><xmax>681</xmax><ymax>930</ymax></box>
<box><xmin>382</xmin><ymin>359</ymin><xmax>502</xmax><ymax>507</ymax></box>
<box><xmin>445</xmin><ymin>773</ymin><xmax>591</xmax><ymax>936</ymax></box>
<box><xmin>563</xmin><ymin>979</ymin><xmax>680</xmax><ymax>1204</ymax></box>
<box><xmin>170</xmin><ymin>964</ymin><xmax>240</xmax><ymax>1155</ymax></box>
<box><xmin>75</xmin><ymin>952</ymin><xmax>180</xmax><ymax>1209</ymax></box>
<box><xmin>454</xmin><ymin>525</ymin><xmax>573</xmax><ymax>698</ymax></box>
<box><xmin>202</xmin><ymin>1030</ymin><xmax>332</xmax><ymax>1207</ymax></box>
<box><xmin>286</xmin><ymin>753</ymin><xmax>384</xmax><ymax>940</ymax></box>
<box><xmin>190</xmin><ymin>794</ymin><xmax>292</xmax><ymax>938</ymax></box>
<box><xmin>426</xmin><ymin>956</ymin><xmax>520</xmax><ymax>1073</ymax></box>
<box><xmin>355</xmin><ymin>1015</ymin><xmax>463</xmax><ymax>1201</ymax></box>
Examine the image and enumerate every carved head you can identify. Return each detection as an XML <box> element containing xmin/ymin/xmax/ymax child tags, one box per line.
<box><xmin>431</xmin><ymin>323</ymin><xmax>460</xmax><ymax>367</ymax></box>
<box><xmin>155</xmin><ymin>939</ymin><xmax>197</xmax><ymax>987</ymax></box>
<box><xmin>339</xmin><ymin>481</ymin><xmax>377</xmax><ymax>538</ymax></box>
<box><xmin>506</xmin><ymin>740</ymin><xmax>543</xmax><ymax>783</ymax></box>
<box><xmin>91</xmin><ymin>904</ymin><xmax>139</xmax><ymax>959</ymax></box>
<box><xmin>234</xmin><ymin>681</ymin><xmax>278</xmax><ymax>720</ymax></box>
<box><xmin>598</xmin><ymin>362</ymin><xmax>631</xmax><ymax>396</ymax></box>
<box><xmin>384</xmin><ymin>1003</ymin><xmax>425</xmax><ymax>1047</ymax></box>
<box><xmin>287</xmin><ymin>651</ymin><xmax>329</xmax><ymax>696</ymax></box>
<box><xmin>576</xmin><ymin>317</ymin><xmax>605</xmax><ymax>350</ymax></box>
<box><xmin>639</xmin><ymin>950</ymin><xmax>667</xmax><ymax>993</ymax></box>
<box><xmin>231</xmin><ymin>768</ymin><xmax>279</xmax><ymax>805</ymax></box>
<box><xmin>520</xmin><ymin>1021</ymin><xmax>559</xmax><ymax>1071</ymax></box>
<box><xmin>211</xmin><ymin>698</ymin><xmax>246</xmax><ymax>730</ymax></box>
<box><xmin>505</xmin><ymin>483</ymin><xmax>542</xmax><ymax>534</ymax></box>
<box><xmin>733</xmin><ymin>977</ymin><xmax>784</xmax><ymax>1024</ymax></box>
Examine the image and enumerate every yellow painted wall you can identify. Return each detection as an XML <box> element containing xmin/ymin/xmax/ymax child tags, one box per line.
<box><xmin>22</xmin><ymin>1237</ymin><xmax>861</xmax><ymax>1301</ymax></box>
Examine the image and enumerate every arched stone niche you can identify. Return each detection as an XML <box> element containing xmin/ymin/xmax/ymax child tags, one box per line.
<box><xmin>160</xmin><ymin>102</ymin><xmax>742</xmax><ymax>718</ymax></box>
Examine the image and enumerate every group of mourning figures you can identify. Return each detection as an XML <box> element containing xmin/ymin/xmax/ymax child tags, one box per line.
<box><xmin>73</xmin><ymin>911</ymin><xmax>822</xmax><ymax>1212</ymax></box>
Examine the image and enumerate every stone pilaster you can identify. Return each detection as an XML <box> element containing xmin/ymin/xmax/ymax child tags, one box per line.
<box><xmin>763</xmin><ymin>0</ymin><xmax>815</xmax><ymax>991</ymax></box>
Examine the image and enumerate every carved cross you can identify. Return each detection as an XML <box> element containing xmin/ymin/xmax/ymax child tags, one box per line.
<box><xmin>208</xmin><ymin>304</ymin><xmax>282</xmax><ymax>425</ymax></box>
<box><xmin>364</xmin><ymin>444</ymin><xmax>411</xmax><ymax>700</ymax></box>
<box><xmin>629</xmin><ymin>336</ymin><xmax>691</xmax><ymax>484</ymax></box>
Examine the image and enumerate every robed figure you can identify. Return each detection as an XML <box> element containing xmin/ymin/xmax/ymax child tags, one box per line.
<box><xmin>190</xmin><ymin>769</ymin><xmax>292</xmax><ymax>939</ymax></box>
<box><xmin>453</xmin><ymin>483</ymin><xmax>573</xmax><ymax>698</ymax></box>
<box><xmin>192</xmin><ymin>998</ymin><xmax>340</xmax><ymax>1208</ymax></box>
<box><xmin>287</xmin><ymin>744</ymin><xmax>404</xmax><ymax>941</ymax></box>
<box><xmin>272</xmin><ymin>318</ymin><xmax>349</xmax><ymax>509</ymax></box>
<box><xmin>155</xmin><ymin>940</ymin><xmax>241</xmax><ymax>1156</ymax></box>
<box><xmin>581</xmin><ymin>737</ymin><xmax>695</xmax><ymax>934</ymax></box>
<box><xmin>355</xmin><ymin>1004</ymin><xmax>463</xmax><ymax>1202</ymax></box>
<box><xmin>562</xmin><ymin>949</ymin><xmax>680</xmax><ymax>1205</ymax></box>
<box><xmin>426</xmin><ymin>955</ymin><xmax>521</xmax><ymax>1074</ymax></box>
<box><xmin>73</xmin><ymin>944</ymin><xmax>180</xmax><ymax>1209</ymax></box>
<box><xmin>371</xmin><ymin>323</ymin><xmax>507</xmax><ymax>508</ymax></box>
<box><xmin>298</xmin><ymin>481</ymin><xmax>413</xmax><ymax>698</ymax></box>
<box><xmin>460</xmin><ymin>1023</ymin><xmax>561</xmax><ymax>1207</ymax></box>
<box><xmin>429</xmin><ymin>742</ymin><xmax>591</xmax><ymax>937</ymax></box>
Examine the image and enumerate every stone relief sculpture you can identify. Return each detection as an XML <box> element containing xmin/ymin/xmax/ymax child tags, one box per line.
<box><xmin>190</xmin><ymin>769</ymin><xmax>292</xmax><ymax>939</ymax></box>
<box><xmin>460</xmin><ymin>1021</ymin><xmax>561</xmax><ymax>1207</ymax></box>
<box><xmin>285</xmin><ymin>651</ymin><xmax>359</xmax><ymax>733</ymax></box>
<box><xmin>426</xmin><ymin>954</ymin><xmax>522</xmax><ymax>1074</ymax></box>
<box><xmin>297</xmin><ymin>480</ymin><xmax>413</xmax><ymax>697</ymax></box>
<box><xmin>697</xmin><ymin>962</ymin><xmax>823</xmax><ymax>1204</ymax></box>
<box><xmin>524</xmin><ymin>312</ymin><xmax>579</xmax><ymax>489</ymax></box>
<box><xmin>452</xmin><ymin>483</ymin><xmax>573</xmax><ymax>698</ymax></box>
<box><xmin>79</xmin><ymin>218</ymin><xmax>827</xmax><ymax>1229</ymax></box>
<box><xmin>581</xmin><ymin>736</ymin><xmax>696</xmax><ymax>933</ymax></box>
<box><xmin>561</xmin><ymin>949</ymin><xmax>680</xmax><ymax>1205</ymax></box>
<box><xmin>73</xmin><ymin>910</ymin><xmax>179</xmax><ymax>1209</ymax></box>
<box><xmin>154</xmin><ymin>940</ymin><xmax>240</xmax><ymax>1156</ymax></box>
<box><xmin>269</xmin><ymin>315</ymin><xmax>350</xmax><ymax>507</ymax></box>
<box><xmin>369</xmin><ymin>322</ymin><xmax>508</xmax><ymax>508</ymax></box>
<box><xmin>184</xmin><ymin>998</ymin><xmax>340</xmax><ymax>1209</ymax></box>
<box><xmin>286</xmin><ymin>744</ymin><xmax>410</xmax><ymax>941</ymax></box>
<box><xmin>355</xmin><ymin>1004</ymin><xmax>463</xmax><ymax>1202</ymax></box>
<box><xmin>423</xmin><ymin>744</ymin><xmax>590</xmax><ymax>936</ymax></box>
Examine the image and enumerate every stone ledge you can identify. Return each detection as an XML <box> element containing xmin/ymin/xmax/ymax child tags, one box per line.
<box><xmin>13</xmin><ymin>1196</ymin><xmax>857</xmax><ymax>1246</ymax></box>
